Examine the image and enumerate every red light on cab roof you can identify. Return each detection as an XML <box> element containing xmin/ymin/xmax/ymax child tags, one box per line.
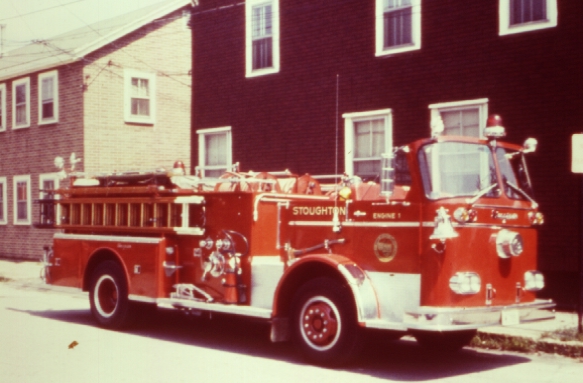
<box><xmin>484</xmin><ymin>114</ymin><xmax>506</xmax><ymax>139</ymax></box>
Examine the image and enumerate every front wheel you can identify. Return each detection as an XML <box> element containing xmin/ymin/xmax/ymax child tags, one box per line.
<box><xmin>291</xmin><ymin>278</ymin><xmax>362</xmax><ymax>366</ymax></box>
<box><xmin>89</xmin><ymin>261</ymin><xmax>132</xmax><ymax>329</ymax></box>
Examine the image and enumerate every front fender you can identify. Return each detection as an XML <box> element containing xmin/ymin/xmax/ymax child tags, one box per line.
<box><xmin>272</xmin><ymin>254</ymin><xmax>379</xmax><ymax>323</ymax></box>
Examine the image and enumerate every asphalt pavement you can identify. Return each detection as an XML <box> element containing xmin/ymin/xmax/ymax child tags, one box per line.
<box><xmin>1</xmin><ymin>258</ymin><xmax>582</xmax><ymax>358</ymax></box>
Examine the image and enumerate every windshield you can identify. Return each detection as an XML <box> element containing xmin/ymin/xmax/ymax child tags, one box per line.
<box><xmin>496</xmin><ymin>148</ymin><xmax>535</xmax><ymax>200</ymax></box>
<box><xmin>419</xmin><ymin>142</ymin><xmax>498</xmax><ymax>200</ymax></box>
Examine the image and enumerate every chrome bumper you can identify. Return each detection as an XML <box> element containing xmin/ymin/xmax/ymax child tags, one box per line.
<box><xmin>402</xmin><ymin>299</ymin><xmax>555</xmax><ymax>332</ymax></box>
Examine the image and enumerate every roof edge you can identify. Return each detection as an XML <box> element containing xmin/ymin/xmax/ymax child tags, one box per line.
<box><xmin>73</xmin><ymin>0</ymin><xmax>194</xmax><ymax>59</ymax></box>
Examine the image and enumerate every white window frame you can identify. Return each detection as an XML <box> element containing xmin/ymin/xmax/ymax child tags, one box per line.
<box><xmin>343</xmin><ymin>109</ymin><xmax>393</xmax><ymax>177</ymax></box>
<box><xmin>13</xmin><ymin>175</ymin><xmax>31</xmax><ymax>225</ymax></box>
<box><xmin>429</xmin><ymin>98</ymin><xmax>489</xmax><ymax>138</ymax></box>
<box><xmin>124</xmin><ymin>69</ymin><xmax>156</xmax><ymax>125</ymax></box>
<box><xmin>245</xmin><ymin>0</ymin><xmax>280</xmax><ymax>78</ymax></box>
<box><xmin>375</xmin><ymin>0</ymin><xmax>421</xmax><ymax>57</ymax></box>
<box><xmin>38</xmin><ymin>70</ymin><xmax>59</xmax><ymax>125</ymax></box>
<box><xmin>0</xmin><ymin>177</ymin><xmax>7</xmax><ymax>225</ymax></box>
<box><xmin>197</xmin><ymin>127</ymin><xmax>233</xmax><ymax>177</ymax></box>
<box><xmin>499</xmin><ymin>0</ymin><xmax>557</xmax><ymax>36</ymax></box>
<box><xmin>0</xmin><ymin>83</ymin><xmax>6</xmax><ymax>132</ymax></box>
<box><xmin>12</xmin><ymin>77</ymin><xmax>30</xmax><ymax>129</ymax></box>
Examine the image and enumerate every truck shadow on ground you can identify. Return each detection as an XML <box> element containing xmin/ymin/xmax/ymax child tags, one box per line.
<box><xmin>18</xmin><ymin>306</ymin><xmax>531</xmax><ymax>381</ymax></box>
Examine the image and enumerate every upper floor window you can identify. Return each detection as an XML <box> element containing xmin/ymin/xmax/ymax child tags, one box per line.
<box><xmin>344</xmin><ymin>109</ymin><xmax>393</xmax><ymax>180</ymax></box>
<box><xmin>246</xmin><ymin>0</ymin><xmax>280</xmax><ymax>77</ymax></box>
<box><xmin>197</xmin><ymin>127</ymin><xmax>232</xmax><ymax>178</ymax></box>
<box><xmin>12</xmin><ymin>77</ymin><xmax>30</xmax><ymax>129</ymax></box>
<box><xmin>124</xmin><ymin>69</ymin><xmax>156</xmax><ymax>124</ymax></box>
<box><xmin>13</xmin><ymin>175</ymin><xmax>31</xmax><ymax>225</ymax></box>
<box><xmin>38</xmin><ymin>71</ymin><xmax>59</xmax><ymax>124</ymax></box>
<box><xmin>499</xmin><ymin>0</ymin><xmax>557</xmax><ymax>35</ymax></box>
<box><xmin>375</xmin><ymin>0</ymin><xmax>421</xmax><ymax>57</ymax></box>
<box><xmin>0</xmin><ymin>84</ymin><xmax>5</xmax><ymax>132</ymax></box>
<box><xmin>429</xmin><ymin>99</ymin><xmax>489</xmax><ymax>138</ymax></box>
<box><xmin>0</xmin><ymin>177</ymin><xmax>6</xmax><ymax>225</ymax></box>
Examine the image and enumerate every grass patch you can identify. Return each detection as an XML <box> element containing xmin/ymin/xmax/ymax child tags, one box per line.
<box><xmin>542</xmin><ymin>328</ymin><xmax>583</xmax><ymax>342</ymax></box>
<box><xmin>471</xmin><ymin>333</ymin><xmax>536</xmax><ymax>353</ymax></box>
<box><xmin>472</xmin><ymin>330</ymin><xmax>583</xmax><ymax>358</ymax></box>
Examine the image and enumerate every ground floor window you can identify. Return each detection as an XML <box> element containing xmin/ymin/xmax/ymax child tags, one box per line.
<box><xmin>196</xmin><ymin>127</ymin><xmax>232</xmax><ymax>178</ymax></box>
<box><xmin>429</xmin><ymin>99</ymin><xmax>489</xmax><ymax>138</ymax></box>
<box><xmin>0</xmin><ymin>177</ymin><xmax>6</xmax><ymax>224</ymax></box>
<box><xmin>13</xmin><ymin>175</ymin><xmax>31</xmax><ymax>225</ymax></box>
<box><xmin>39</xmin><ymin>173</ymin><xmax>60</xmax><ymax>226</ymax></box>
<box><xmin>343</xmin><ymin>109</ymin><xmax>393</xmax><ymax>180</ymax></box>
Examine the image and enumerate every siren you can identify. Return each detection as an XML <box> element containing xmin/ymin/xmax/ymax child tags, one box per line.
<box><xmin>484</xmin><ymin>114</ymin><xmax>506</xmax><ymax>139</ymax></box>
<box><xmin>172</xmin><ymin>160</ymin><xmax>186</xmax><ymax>175</ymax></box>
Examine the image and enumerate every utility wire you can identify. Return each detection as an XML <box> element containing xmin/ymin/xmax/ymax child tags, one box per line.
<box><xmin>0</xmin><ymin>0</ymin><xmax>90</xmax><ymax>22</ymax></box>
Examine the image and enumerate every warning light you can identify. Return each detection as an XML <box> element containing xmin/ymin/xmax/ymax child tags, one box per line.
<box><xmin>484</xmin><ymin>115</ymin><xmax>506</xmax><ymax>139</ymax></box>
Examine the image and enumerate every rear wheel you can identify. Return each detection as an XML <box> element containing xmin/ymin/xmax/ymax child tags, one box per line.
<box><xmin>413</xmin><ymin>330</ymin><xmax>477</xmax><ymax>352</ymax></box>
<box><xmin>89</xmin><ymin>261</ymin><xmax>132</xmax><ymax>329</ymax></box>
<box><xmin>291</xmin><ymin>278</ymin><xmax>362</xmax><ymax>366</ymax></box>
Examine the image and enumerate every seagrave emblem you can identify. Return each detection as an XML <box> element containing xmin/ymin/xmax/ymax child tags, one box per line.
<box><xmin>374</xmin><ymin>233</ymin><xmax>398</xmax><ymax>263</ymax></box>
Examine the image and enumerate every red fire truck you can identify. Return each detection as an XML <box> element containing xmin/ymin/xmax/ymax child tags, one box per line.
<box><xmin>38</xmin><ymin>116</ymin><xmax>553</xmax><ymax>365</ymax></box>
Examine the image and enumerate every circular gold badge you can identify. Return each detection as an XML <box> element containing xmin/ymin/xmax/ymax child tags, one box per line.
<box><xmin>374</xmin><ymin>233</ymin><xmax>398</xmax><ymax>263</ymax></box>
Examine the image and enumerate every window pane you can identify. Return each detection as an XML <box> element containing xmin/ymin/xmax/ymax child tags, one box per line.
<box><xmin>131</xmin><ymin>99</ymin><xmax>150</xmax><ymax>116</ymax></box>
<box><xmin>253</xmin><ymin>37</ymin><xmax>273</xmax><ymax>69</ymax></box>
<box><xmin>510</xmin><ymin>0</ymin><xmax>547</xmax><ymax>25</ymax></box>
<box><xmin>131</xmin><ymin>78</ymin><xmax>149</xmax><ymax>97</ymax></box>
<box><xmin>252</xmin><ymin>3</ymin><xmax>273</xmax><ymax>70</ymax></box>
<box><xmin>384</xmin><ymin>7</ymin><xmax>412</xmax><ymax>48</ymax></box>
<box><xmin>16</xmin><ymin>105</ymin><xmax>27</xmax><ymax>125</ymax></box>
<box><xmin>42</xmin><ymin>102</ymin><xmax>54</xmax><ymax>119</ymax></box>
<box><xmin>371</xmin><ymin>120</ymin><xmax>385</xmax><ymax>157</ymax></box>
<box><xmin>0</xmin><ymin>184</ymin><xmax>3</xmax><ymax>220</ymax></box>
<box><xmin>355</xmin><ymin>121</ymin><xmax>371</xmax><ymax>158</ymax></box>
<box><xmin>42</xmin><ymin>78</ymin><xmax>54</xmax><ymax>101</ymax></box>
<box><xmin>355</xmin><ymin>160</ymin><xmax>381</xmax><ymax>176</ymax></box>
<box><xmin>355</xmin><ymin>120</ymin><xmax>385</xmax><ymax>159</ymax></box>
<box><xmin>42</xmin><ymin>78</ymin><xmax>55</xmax><ymax>119</ymax></box>
<box><xmin>16</xmin><ymin>84</ymin><xmax>26</xmax><ymax>104</ymax></box>
<box><xmin>205</xmin><ymin>133</ymin><xmax>227</xmax><ymax>166</ymax></box>
<box><xmin>17</xmin><ymin>182</ymin><xmax>28</xmax><ymax>220</ymax></box>
<box><xmin>42</xmin><ymin>180</ymin><xmax>55</xmax><ymax>197</ymax></box>
<box><xmin>384</xmin><ymin>0</ymin><xmax>412</xmax><ymax>9</ymax></box>
<box><xmin>420</xmin><ymin>142</ymin><xmax>496</xmax><ymax>199</ymax></box>
<box><xmin>442</xmin><ymin>108</ymin><xmax>480</xmax><ymax>137</ymax></box>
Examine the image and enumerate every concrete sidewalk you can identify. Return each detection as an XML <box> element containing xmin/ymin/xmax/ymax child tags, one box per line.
<box><xmin>1</xmin><ymin>259</ymin><xmax>582</xmax><ymax>358</ymax></box>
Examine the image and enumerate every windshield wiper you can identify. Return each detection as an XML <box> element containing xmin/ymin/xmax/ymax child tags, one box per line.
<box><xmin>466</xmin><ymin>183</ymin><xmax>498</xmax><ymax>206</ymax></box>
<box><xmin>504</xmin><ymin>180</ymin><xmax>538</xmax><ymax>208</ymax></box>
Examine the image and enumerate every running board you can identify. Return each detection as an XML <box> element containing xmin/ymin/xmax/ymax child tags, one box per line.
<box><xmin>156</xmin><ymin>298</ymin><xmax>272</xmax><ymax>319</ymax></box>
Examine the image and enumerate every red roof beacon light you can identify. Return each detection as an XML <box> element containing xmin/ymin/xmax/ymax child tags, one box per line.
<box><xmin>172</xmin><ymin>160</ymin><xmax>186</xmax><ymax>175</ymax></box>
<box><xmin>484</xmin><ymin>114</ymin><xmax>506</xmax><ymax>140</ymax></box>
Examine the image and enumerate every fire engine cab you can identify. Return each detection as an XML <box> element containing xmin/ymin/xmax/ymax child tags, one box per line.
<box><xmin>38</xmin><ymin>116</ymin><xmax>554</xmax><ymax>365</ymax></box>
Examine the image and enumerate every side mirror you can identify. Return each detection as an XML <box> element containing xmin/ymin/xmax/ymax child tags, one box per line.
<box><xmin>523</xmin><ymin>138</ymin><xmax>538</xmax><ymax>154</ymax></box>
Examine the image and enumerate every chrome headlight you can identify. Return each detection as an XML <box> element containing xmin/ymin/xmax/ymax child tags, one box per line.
<box><xmin>449</xmin><ymin>272</ymin><xmax>481</xmax><ymax>295</ymax></box>
<box><xmin>524</xmin><ymin>271</ymin><xmax>545</xmax><ymax>291</ymax></box>
<box><xmin>496</xmin><ymin>229</ymin><xmax>523</xmax><ymax>258</ymax></box>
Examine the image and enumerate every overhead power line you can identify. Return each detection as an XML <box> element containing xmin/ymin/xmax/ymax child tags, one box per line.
<box><xmin>0</xmin><ymin>0</ymin><xmax>90</xmax><ymax>22</ymax></box>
